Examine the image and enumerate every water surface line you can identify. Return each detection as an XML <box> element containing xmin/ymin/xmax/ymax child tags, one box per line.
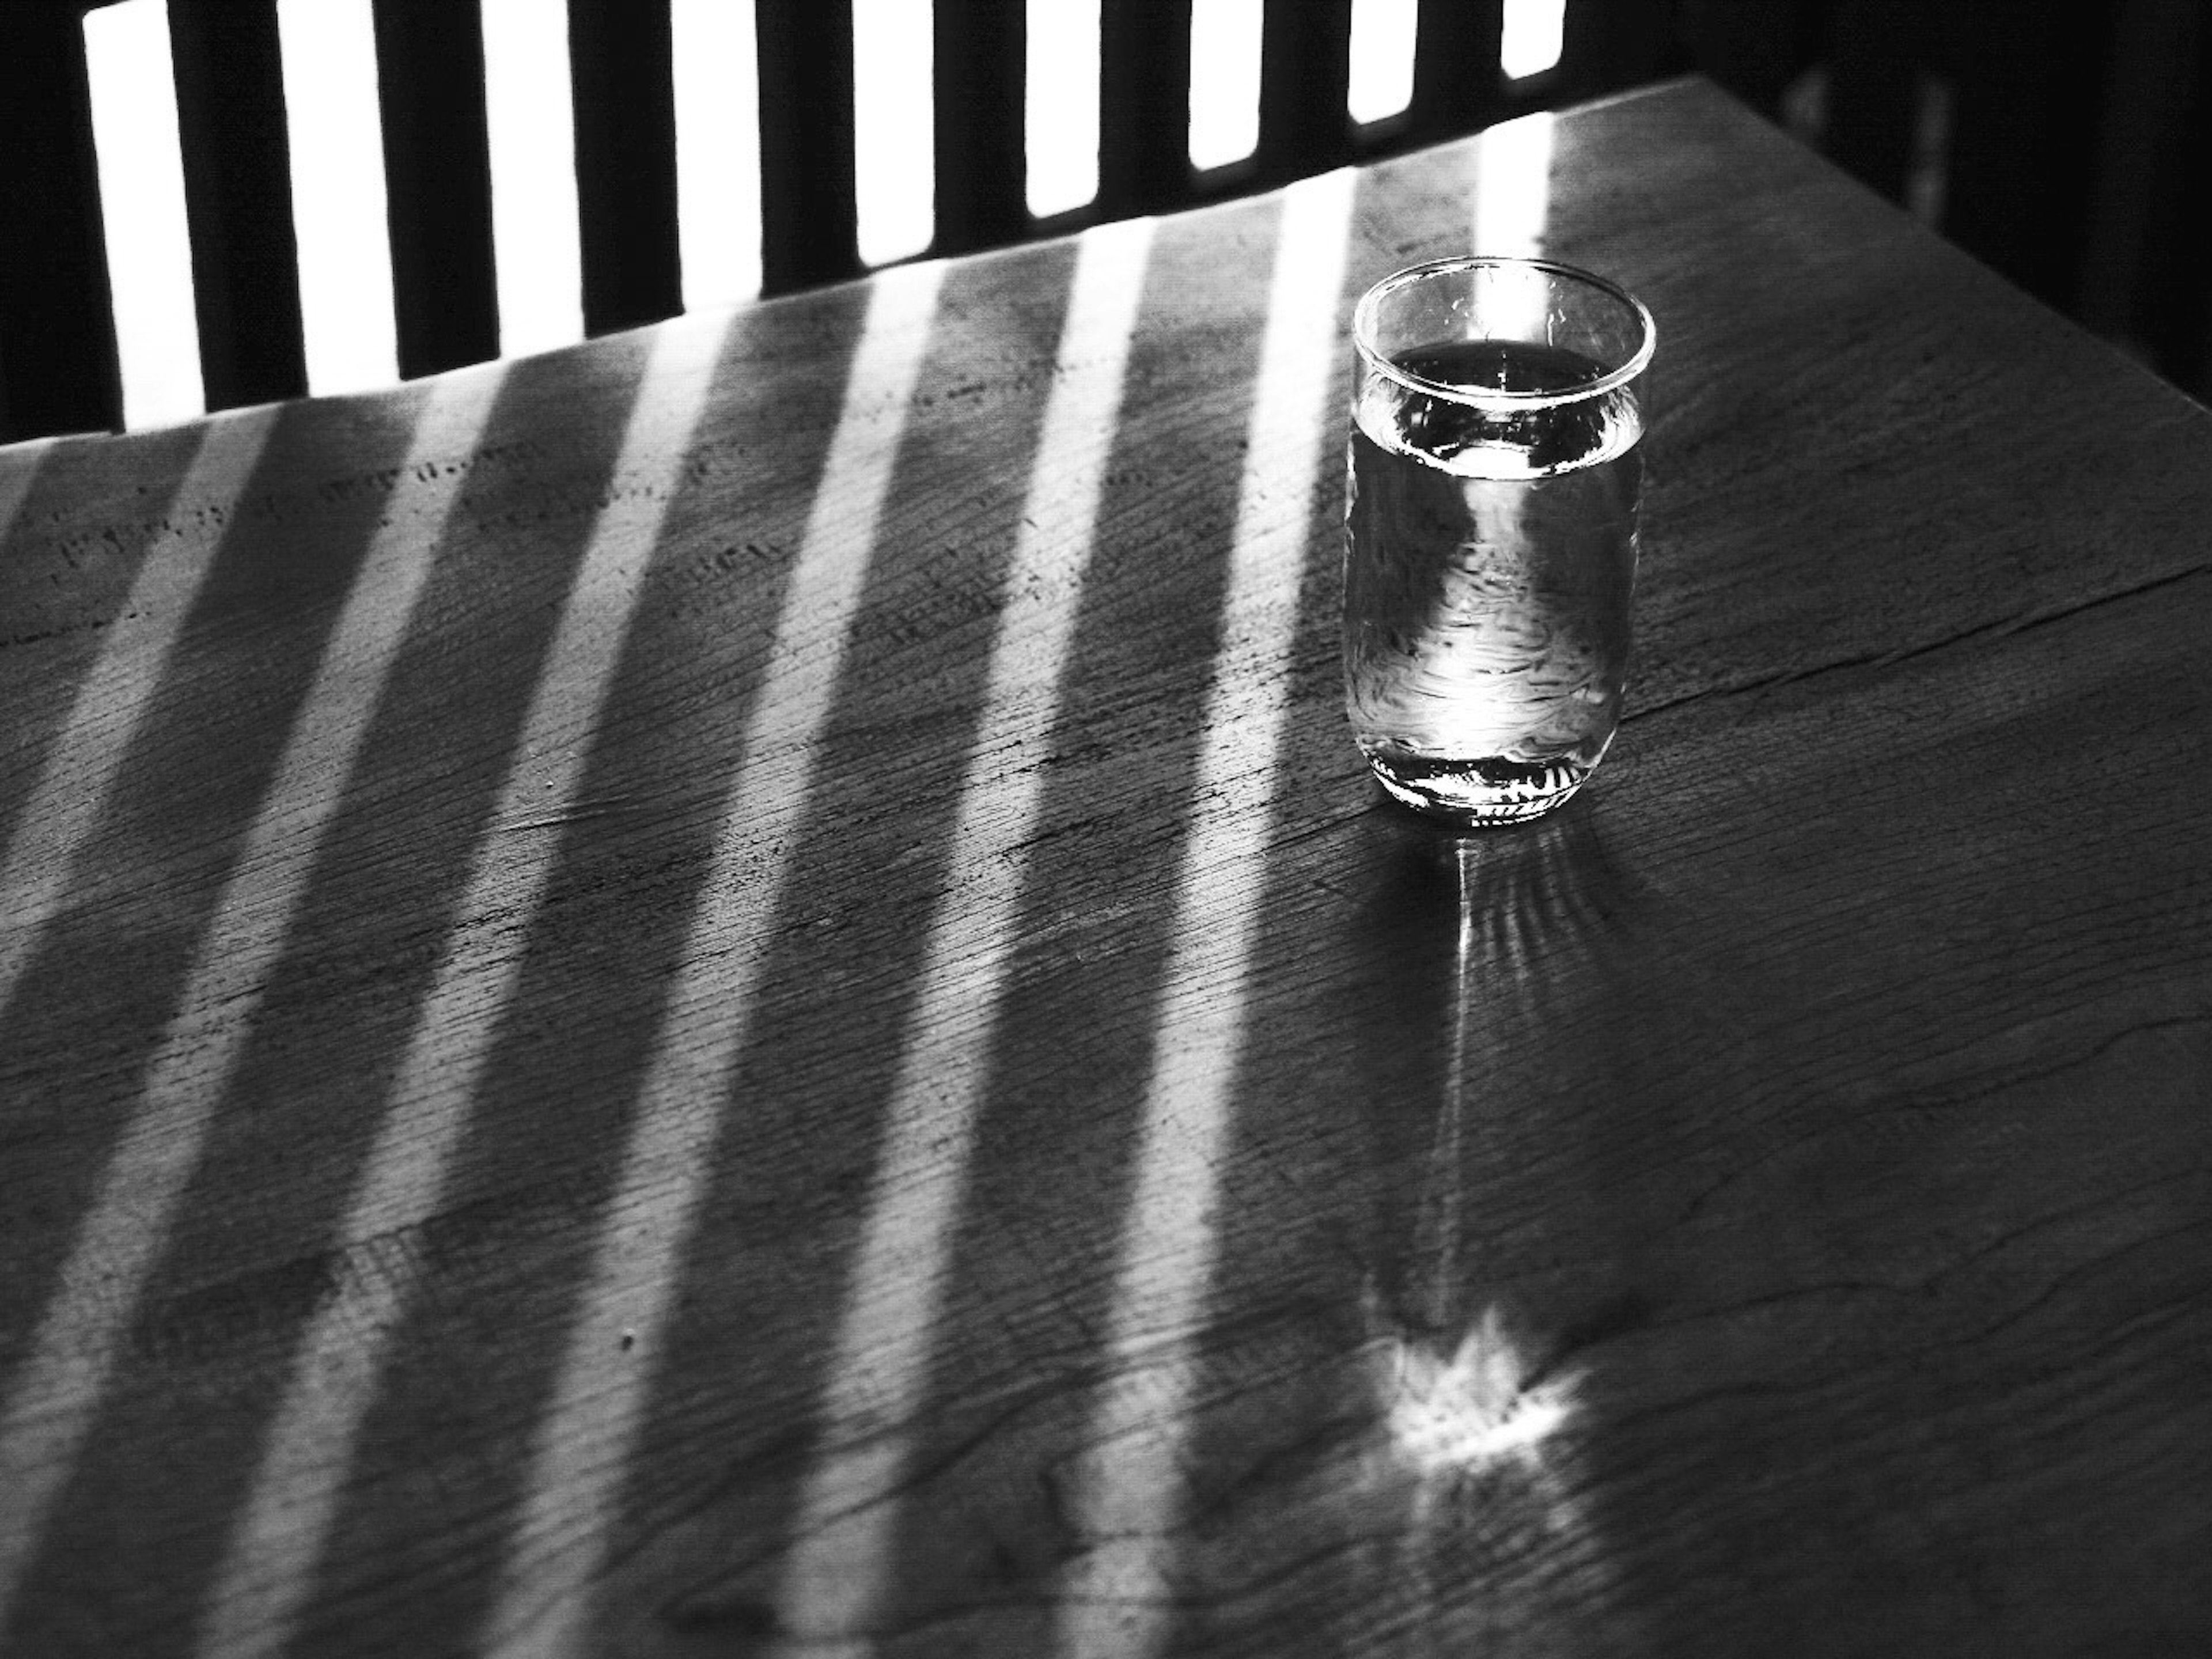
<box><xmin>474</xmin><ymin>262</ymin><xmax>946</xmax><ymax>1659</ymax></box>
<box><xmin>195</xmin><ymin>320</ymin><xmax>727</xmax><ymax>1659</ymax></box>
<box><xmin>1052</xmin><ymin>168</ymin><xmax>1353</xmax><ymax>1659</ymax></box>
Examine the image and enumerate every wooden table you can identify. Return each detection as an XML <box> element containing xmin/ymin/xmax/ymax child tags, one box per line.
<box><xmin>3</xmin><ymin>77</ymin><xmax>2207</xmax><ymax>1658</ymax></box>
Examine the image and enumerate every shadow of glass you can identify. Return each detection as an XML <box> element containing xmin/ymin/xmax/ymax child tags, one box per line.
<box><xmin>193</xmin><ymin>294</ymin><xmax>895</xmax><ymax>1659</ymax></box>
<box><xmin>1140</xmin><ymin>804</ymin><xmax>1649</xmax><ymax>1658</ymax></box>
<box><xmin>499</xmin><ymin>244</ymin><xmax>1095</xmax><ymax>1659</ymax></box>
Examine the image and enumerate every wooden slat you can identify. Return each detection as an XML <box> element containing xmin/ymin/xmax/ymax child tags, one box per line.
<box><xmin>569</xmin><ymin>0</ymin><xmax>683</xmax><ymax>334</ymax></box>
<box><xmin>1937</xmin><ymin>0</ymin><xmax>2111</xmax><ymax>315</ymax></box>
<box><xmin>1257</xmin><ymin>0</ymin><xmax>1353</xmax><ymax>185</ymax></box>
<box><xmin>167</xmin><ymin>0</ymin><xmax>308</xmax><ymax>412</ymax></box>
<box><xmin>1820</xmin><ymin>0</ymin><xmax>1922</xmax><ymax>203</ymax></box>
<box><xmin>1554</xmin><ymin>0</ymin><xmax>1680</xmax><ymax>105</ymax></box>
<box><xmin>1672</xmin><ymin>0</ymin><xmax>1821</xmax><ymax>120</ymax></box>
<box><xmin>1406</xmin><ymin>0</ymin><xmax>1505</xmax><ymax>147</ymax></box>
<box><xmin>933</xmin><ymin>0</ymin><xmax>1027</xmax><ymax>255</ymax></box>
<box><xmin>755</xmin><ymin>0</ymin><xmax>861</xmax><ymax>292</ymax></box>
<box><xmin>0</xmin><ymin>0</ymin><xmax>121</xmax><ymax>440</ymax></box>
<box><xmin>1098</xmin><ymin>0</ymin><xmax>1193</xmax><ymax>218</ymax></box>
<box><xmin>371</xmin><ymin>0</ymin><xmax>498</xmax><ymax>378</ymax></box>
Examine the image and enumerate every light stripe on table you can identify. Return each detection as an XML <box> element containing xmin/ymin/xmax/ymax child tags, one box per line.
<box><xmin>475</xmin><ymin>260</ymin><xmax>945</xmax><ymax>1659</ymax></box>
<box><xmin>760</xmin><ymin>218</ymin><xmax>1153</xmax><ymax>1658</ymax></box>
<box><xmin>194</xmin><ymin>320</ymin><xmax>728</xmax><ymax>1659</ymax></box>
<box><xmin>1052</xmin><ymin>166</ymin><xmax>1353</xmax><ymax>1659</ymax></box>
<box><xmin>0</xmin><ymin>380</ymin><xmax>485</xmax><ymax>1634</ymax></box>
<box><xmin>0</xmin><ymin>408</ymin><xmax>275</xmax><ymax>1024</ymax></box>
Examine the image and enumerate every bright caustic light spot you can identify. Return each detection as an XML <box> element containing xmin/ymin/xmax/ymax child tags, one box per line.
<box><xmin>1501</xmin><ymin>0</ymin><xmax>1566</xmax><ymax>81</ymax></box>
<box><xmin>1381</xmin><ymin>1309</ymin><xmax>1573</xmax><ymax>1475</ymax></box>
<box><xmin>1347</xmin><ymin>0</ymin><xmax>1416</xmax><ymax>125</ymax></box>
<box><xmin>1188</xmin><ymin>0</ymin><xmax>1263</xmax><ymax>171</ymax></box>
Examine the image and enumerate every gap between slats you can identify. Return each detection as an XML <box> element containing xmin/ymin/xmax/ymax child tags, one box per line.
<box><xmin>81</xmin><ymin>0</ymin><xmax>1569</xmax><ymax>430</ymax></box>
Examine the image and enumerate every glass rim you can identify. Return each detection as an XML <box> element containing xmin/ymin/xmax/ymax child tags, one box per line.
<box><xmin>1352</xmin><ymin>255</ymin><xmax>1657</xmax><ymax>410</ymax></box>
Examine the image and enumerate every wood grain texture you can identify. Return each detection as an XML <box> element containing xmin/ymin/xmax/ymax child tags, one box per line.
<box><xmin>2</xmin><ymin>79</ymin><xmax>2209</xmax><ymax>1659</ymax></box>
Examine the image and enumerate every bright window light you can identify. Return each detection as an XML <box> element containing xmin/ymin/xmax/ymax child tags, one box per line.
<box><xmin>480</xmin><ymin>0</ymin><xmax>584</xmax><ymax>355</ymax></box>
<box><xmin>672</xmin><ymin>0</ymin><xmax>763</xmax><ymax>310</ymax></box>
<box><xmin>1347</xmin><ymin>0</ymin><xmax>1416</xmax><ymax>125</ymax></box>
<box><xmin>1501</xmin><ymin>0</ymin><xmax>1566</xmax><ymax>81</ymax></box>
<box><xmin>1188</xmin><ymin>0</ymin><xmax>1262</xmax><ymax>171</ymax></box>
<box><xmin>853</xmin><ymin>0</ymin><xmax>935</xmax><ymax>267</ymax></box>
<box><xmin>1026</xmin><ymin>0</ymin><xmax>1100</xmax><ymax>217</ymax></box>
<box><xmin>1472</xmin><ymin>108</ymin><xmax>1553</xmax><ymax>256</ymax></box>
<box><xmin>82</xmin><ymin>0</ymin><xmax>203</xmax><ymax>427</ymax></box>
<box><xmin>275</xmin><ymin>0</ymin><xmax>397</xmax><ymax>396</ymax></box>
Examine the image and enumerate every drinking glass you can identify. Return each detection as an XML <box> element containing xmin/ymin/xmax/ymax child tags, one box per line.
<box><xmin>1343</xmin><ymin>256</ymin><xmax>1656</xmax><ymax>825</ymax></box>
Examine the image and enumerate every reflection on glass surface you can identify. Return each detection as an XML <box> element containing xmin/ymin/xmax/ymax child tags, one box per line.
<box><xmin>0</xmin><ymin>409</ymin><xmax>279</xmax><ymax>1638</ymax></box>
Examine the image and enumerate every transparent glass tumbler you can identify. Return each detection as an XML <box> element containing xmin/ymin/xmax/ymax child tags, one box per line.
<box><xmin>1343</xmin><ymin>256</ymin><xmax>1656</xmax><ymax>825</ymax></box>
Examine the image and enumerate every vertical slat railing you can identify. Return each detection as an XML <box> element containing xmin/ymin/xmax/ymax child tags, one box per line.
<box><xmin>1097</xmin><ymin>0</ymin><xmax>1194</xmax><ymax>221</ymax></box>
<box><xmin>1673</xmin><ymin>0</ymin><xmax>1820</xmax><ymax>120</ymax></box>
<box><xmin>570</xmin><ymin>0</ymin><xmax>684</xmax><ymax>335</ymax></box>
<box><xmin>755</xmin><ymin>0</ymin><xmax>861</xmax><ymax>294</ymax></box>
<box><xmin>1823</xmin><ymin>0</ymin><xmax>1923</xmax><ymax>203</ymax></box>
<box><xmin>0</xmin><ymin>0</ymin><xmax>121</xmax><ymax>440</ymax></box>
<box><xmin>372</xmin><ymin>0</ymin><xmax>499</xmax><ymax>378</ymax></box>
<box><xmin>1407</xmin><ymin>0</ymin><xmax>1506</xmax><ymax>147</ymax></box>
<box><xmin>1257</xmin><ymin>0</ymin><xmax>1354</xmax><ymax>186</ymax></box>
<box><xmin>933</xmin><ymin>0</ymin><xmax>1028</xmax><ymax>257</ymax></box>
<box><xmin>168</xmin><ymin>0</ymin><xmax>308</xmax><ymax>412</ymax></box>
<box><xmin>1555</xmin><ymin>0</ymin><xmax>1679</xmax><ymax>107</ymax></box>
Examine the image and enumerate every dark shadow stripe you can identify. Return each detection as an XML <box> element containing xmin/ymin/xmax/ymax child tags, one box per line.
<box><xmin>212</xmin><ymin>272</ymin><xmax>914</xmax><ymax>1656</ymax></box>
<box><xmin>0</xmin><ymin>427</ymin><xmax>199</xmax><ymax>858</ymax></box>
<box><xmin>727</xmin><ymin>197</ymin><xmax>1285</xmax><ymax>1654</ymax></box>
<box><xmin>0</xmin><ymin>335</ymin><xmax>658</xmax><ymax>1658</ymax></box>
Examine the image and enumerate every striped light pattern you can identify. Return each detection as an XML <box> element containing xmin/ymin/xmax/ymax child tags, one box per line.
<box><xmin>1052</xmin><ymin>164</ymin><xmax>1354</xmax><ymax>1659</ymax></box>
<box><xmin>762</xmin><ymin>219</ymin><xmax>1151</xmax><ymax>1657</ymax></box>
<box><xmin>475</xmin><ymin>263</ymin><xmax>944</xmax><ymax>1659</ymax></box>
<box><xmin>194</xmin><ymin>320</ymin><xmax>726</xmax><ymax>1659</ymax></box>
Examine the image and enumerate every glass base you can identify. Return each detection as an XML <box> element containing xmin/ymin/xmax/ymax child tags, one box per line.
<box><xmin>1361</xmin><ymin>743</ymin><xmax>1596</xmax><ymax>826</ymax></box>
